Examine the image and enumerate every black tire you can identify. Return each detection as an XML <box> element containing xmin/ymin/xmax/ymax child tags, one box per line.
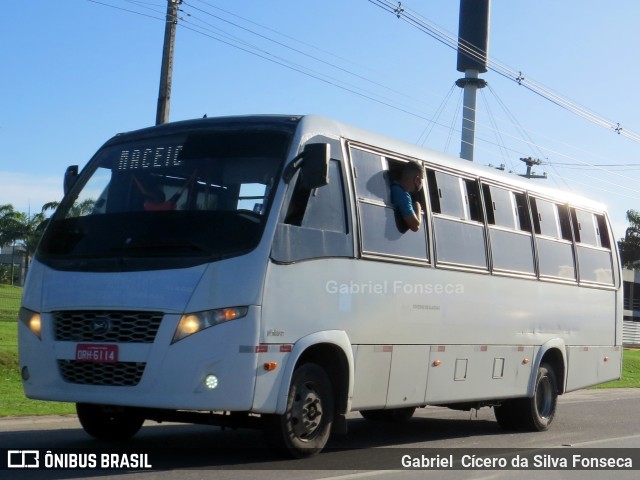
<box><xmin>494</xmin><ymin>363</ymin><xmax>558</xmax><ymax>431</ymax></box>
<box><xmin>76</xmin><ymin>403</ymin><xmax>145</xmax><ymax>441</ymax></box>
<box><xmin>360</xmin><ymin>407</ymin><xmax>416</xmax><ymax>422</ymax></box>
<box><xmin>523</xmin><ymin>363</ymin><xmax>558</xmax><ymax>431</ymax></box>
<box><xmin>264</xmin><ymin>363</ymin><xmax>334</xmax><ymax>458</ymax></box>
<box><xmin>494</xmin><ymin>399</ymin><xmax>521</xmax><ymax>430</ymax></box>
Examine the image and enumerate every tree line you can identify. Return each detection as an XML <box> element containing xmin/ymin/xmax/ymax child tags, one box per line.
<box><xmin>0</xmin><ymin>201</ymin><xmax>94</xmax><ymax>284</ymax></box>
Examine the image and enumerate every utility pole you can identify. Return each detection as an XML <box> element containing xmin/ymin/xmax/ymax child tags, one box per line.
<box><xmin>518</xmin><ymin>157</ymin><xmax>547</xmax><ymax>179</ymax></box>
<box><xmin>156</xmin><ymin>0</ymin><xmax>182</xmax><ymax>126</ymax></box>
<box><xmin>456</xmin><ymin>0</ymin><xmax>491</xmax><ymax>161</ymax></box>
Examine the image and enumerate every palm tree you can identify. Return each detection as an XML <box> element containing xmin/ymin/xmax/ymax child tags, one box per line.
<box><xmin>0</xmin><ymin>204</ymin><xmax>24</xmax><ymax>246</ymax></box>
<box><xmin>0</xmin><ymin>204</ymin><xmax>47</xmax><ymax>272</ymax></box>
<box><xmin>42</xmin><ymin>199</ymin><xmax>95</xmax><ymax>217</ymax></box>
<box><xmin>619</xmin><ymin>210</ymin><xmax>640</xmax><ymax>269</ymax></box>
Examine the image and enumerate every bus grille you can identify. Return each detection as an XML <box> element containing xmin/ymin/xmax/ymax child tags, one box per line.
<box><xmin>54</xmin><ymin>311</ymin><xmax>163</xmax><ymax>343</ymax></box>
<box><xmin>58</xmin><ymin>360</ymin><xmax>145</xmax><ymax>386</ymax></box>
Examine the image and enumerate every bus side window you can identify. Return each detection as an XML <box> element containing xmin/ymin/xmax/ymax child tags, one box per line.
<box><xmin>273</xmin><ymin>138</ymin><xmax>353</xmax><ymax>263</ymax></box>
<box><xmin>531</xmin><ymin>198</ymin><xmax>576</xmax><ymax>281</ymax></box>
<box><xmin>483</xmin><ymin>184</ymin><xmax>535</xmax><ymax>275</ymax></box>
<box><xmin>300</xmin><ymin>160</ymin><xmax>348</xmax><ymax>233</ymax></box>
<box><xmin>571</xmin><ymin>208</ymin><xmax>614</xmax><ymax>285</ymax></box>
<box><xmin>428</xmin><ymin>169</ymin><xmax>487</xmax><ymax>269</ymax></box>
<box><xmin>283</xmin><ymin>159</ymin><xmax>348</xmax><ymax>232</ymax></box>
<box><xmin>351</xmin><ymin>147</ymin><xmax>428</xmax><ymax>262</ymax></box>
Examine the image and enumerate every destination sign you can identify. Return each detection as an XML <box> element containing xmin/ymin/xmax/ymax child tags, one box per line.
<box><xmin>116</xmin><ymin>145</ymin><xmax>184</xmax><ymax>171</ymax></box>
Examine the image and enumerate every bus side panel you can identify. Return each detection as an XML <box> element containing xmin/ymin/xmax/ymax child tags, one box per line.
<box><xmin>386</xmin><ymin>345</ymin><xmax>429</xmax><ymax>407</ymax></box>
<box><xmin>350</xmin><ymin>345</ymin><xmax>392</xmax><ymax>410</ymax></box>
<box><xmin>252</xmin><ymin>350</ymin><xmax>290</xmax><ymax>412</ymax></box>
<box><xmin>424</xmin><ymin>345</ymin><xmax>535</xmax><ymax>404</ymax></box>
<box><xmin>565</xmin><ymin>345</ymin><xmax>622</xmax><ymax>392</ymax></box>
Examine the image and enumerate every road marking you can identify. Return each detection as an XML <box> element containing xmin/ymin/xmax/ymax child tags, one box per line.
<box><xmin>562</xmin><ymin>433</ymin><xmax>640</xmax><ymax>447</ymax></box>
<box><xmin>319</xmin><ymin>471</ymin><xmax>396</xmax><ymax>480</ymax></box>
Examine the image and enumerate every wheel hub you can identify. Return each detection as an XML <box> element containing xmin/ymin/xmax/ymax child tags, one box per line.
<box><xmin>291</xmin><ymin>385</ymin><xmax>323</xmax><ymax>440</ymax></box>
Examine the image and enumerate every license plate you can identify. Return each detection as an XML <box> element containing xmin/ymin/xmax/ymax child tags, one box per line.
<box><xmin>75</xmin><ymin>344</ymin><xmax>118</xmax><ymax>363</ymax></box>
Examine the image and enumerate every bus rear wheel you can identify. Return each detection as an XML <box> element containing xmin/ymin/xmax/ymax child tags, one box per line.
<box><xmin>494</xmin><ymin>363</ymin><xmax>558</xmax><ymax>431</ymax></box>
<box><xmin>76</xmin><ymin>403</ymin><xmax>145</xmax><ymax>441</ymax></box>
<box><xmin>265</xmin><ymin>363</ymin><xmax>334</xmax><ymax>458</ymax></box>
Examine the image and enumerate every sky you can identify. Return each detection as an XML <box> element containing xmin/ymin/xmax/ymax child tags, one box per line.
<box><xmin>2</xmin><ymin>0</ymin><xmax>639</xmax><ymax>238</ymax></box>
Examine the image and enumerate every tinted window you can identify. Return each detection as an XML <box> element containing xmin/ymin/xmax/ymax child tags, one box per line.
<box><xmin>538</xmin><ymin>238</ymin><xmax>576</xmax><ymax>280</ymax></box>
<box><xmin>38</xmin><ymin>129</ymin><xmax>290</xmax><ymax>271</ymax></box>
<box><xmin>485</xmin><ymin>185</ymin><xmax>516</xmax><ymax>229</ymax></box>
<box><xmin>433</xmin><ymin>217</ymin><xmax>487</xmax><ymax>268</ymax></box>
<box><xmin>351</xmin><ymin>149</ymin><xmax>389</xmax><ymax>203</ymax></box>
<box><xmin>572</xmin><ymin>209</ymin><xmax>610</xmax><ymax>248</ymax></box>
<box><xmin>571</xmin><ymin>209</ymin><xmax>613</xmax><ymax>284</ymax></box>
<box><xmin>361</xmin><ymin>203</ymin><xmax>429</xmax><ymax>260</ymax></box>
<box><xmin>352</xmin><ymin>147</ymin><xmax>428</xmax><ymax>261</ymax></box>
<box><xmin>531</xmin><ymin>198</ymin><xmax>559</xmax><ymax>238</ymax></box>
<box><xmin>577</xmin><ymin>247</ymin><xmax>613</xmax><ymax>284</ymax></box>
<box><xmin>273</xmin><ymin>139</ymin><xmax>353</xmax><ymax>263</ymax></box>
<box><xmin>433</xmin><ymin>171</ymin><xmax>464</xmax><ymax>218</ymax></box>
<box><xmin>285</xmin><ymin>160</ymin><xmax>347</xmax><ymax>233</ymax></box>
<box><xmin>490</xmin><ymin>229</ymin><xmax>535</xmax><ymax>274</ymax></box>
<box><xmin>483</xmin><ymin>185</ymin><xmax>535</xmax><ymax>274</ymax></box>
<box><xmin>428</xmin><ymin>169</ymin><xmax>487</xmax><ymax>269</ymax></box>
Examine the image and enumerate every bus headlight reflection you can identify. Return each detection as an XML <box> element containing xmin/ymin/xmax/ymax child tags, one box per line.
<box><xmin>172</xmin><ymin>307</ymin><xmax>248</xmax><ymax>344</ymax></box>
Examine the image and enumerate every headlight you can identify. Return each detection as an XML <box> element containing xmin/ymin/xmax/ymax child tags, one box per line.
<box><xmin>172</xmin><ymin>307</ymin><xmax>248</xmax><ymax>344</ymax></box>
<box><xmin>19</xmin><ymin>308</ymin><xmax>42</xmax><ymax>340</ymax></box>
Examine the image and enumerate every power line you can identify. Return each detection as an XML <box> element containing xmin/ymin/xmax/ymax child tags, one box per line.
<box><xmin>84</xmin><ymin>0</ymin><xmax>640</xmax><ymax>199</ymax></box>
<box><xmin>368</xmin><ymin>0</ymin><xmax>640</xmax><ymax>144</ymax></box>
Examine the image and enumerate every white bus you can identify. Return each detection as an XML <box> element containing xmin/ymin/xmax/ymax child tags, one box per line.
<box><xmin>19</xmin><ymin>115</ymin><xmax>622</xmax><ymax>457</ymax></box>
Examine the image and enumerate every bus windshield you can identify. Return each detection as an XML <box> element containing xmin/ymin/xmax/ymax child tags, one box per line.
<box><xmin>38</xmin><ymin>128</ymin><xmax>292</xmax><ymax>271</ymax></box>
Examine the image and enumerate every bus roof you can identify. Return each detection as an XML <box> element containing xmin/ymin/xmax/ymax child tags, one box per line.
<box><xmin>297</xmin><ymin>114</ymin><xmax>609</xmax><ymax>214</ymax></box>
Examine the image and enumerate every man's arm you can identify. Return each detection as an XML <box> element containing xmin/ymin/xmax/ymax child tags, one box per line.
<box><xmin>404</xmin><ymin>200</ymin><xmax>422</xmax><ymax>232</ymax></box>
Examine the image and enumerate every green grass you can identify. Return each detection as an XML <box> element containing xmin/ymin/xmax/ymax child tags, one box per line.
<box><xmin>0</xmin><ymin>282</ymin><xmax>638</xmax><ymax>416</ymax></box>
<box><xmin>0</xmin><ymin>285</ymin><xmax>74</xmax><ymax>416</ymax></box>
<box><xmin>0</xmin><ymin>284</ymin><xmax>23</xmax><ymax>322</ymax></box>
<box><xmin>592</xmin><ymin>348</ymin><xmax>640</xmax><ymax>388</ymax></box>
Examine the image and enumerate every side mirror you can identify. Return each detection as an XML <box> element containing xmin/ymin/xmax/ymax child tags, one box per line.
<box><xmin>64</xmin><ymin>165</ymin><xmax>78</xmax><ymax>195</ymax></box>
<box><xmin>284</xmin><ymin>143</ymin><xmax>330</xmax><ymax>189</ymax></box>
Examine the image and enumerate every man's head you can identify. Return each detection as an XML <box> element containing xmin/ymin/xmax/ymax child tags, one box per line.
<box><xmin>399</xmin><ymin>161</ymin><xmax>424</xmax><ymax>194</ymax></box>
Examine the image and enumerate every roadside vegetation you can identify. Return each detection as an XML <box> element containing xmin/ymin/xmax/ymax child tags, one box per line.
<box><xmin>0</xmin><ymin>285</ymin><xmax>74</xmax><ymax>416</ymax></box>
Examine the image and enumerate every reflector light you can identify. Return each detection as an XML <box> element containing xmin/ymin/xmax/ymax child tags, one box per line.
<box><xmin>263</xmin><ymin>362</ymin><xmax>278</xmax><ymax>371</ymax></box>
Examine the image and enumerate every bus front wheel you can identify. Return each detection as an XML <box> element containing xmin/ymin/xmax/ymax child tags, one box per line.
<box><xmin>265</xmin><ymin>363</ymin><xmax>334</xmax><ymax>458</ymax></box>
<box><xmin>76</xmin><ymin>403</ymin><xmax>145</xmax><ymax>441</ymax></box>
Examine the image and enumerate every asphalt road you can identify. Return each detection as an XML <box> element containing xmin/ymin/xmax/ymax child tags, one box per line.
<box><xmin>2</xmin><ymin>388</ymin><xmax>640</xmax><ymax>479</ymax></box>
